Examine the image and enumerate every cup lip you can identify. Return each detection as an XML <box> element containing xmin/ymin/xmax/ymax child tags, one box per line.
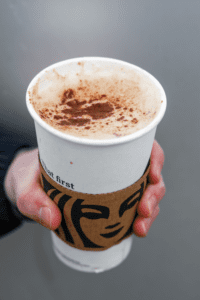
<box><xmin>26</xmin><ymin>56</ymin><xmax>167</xmax><ymax>146</ymax></box>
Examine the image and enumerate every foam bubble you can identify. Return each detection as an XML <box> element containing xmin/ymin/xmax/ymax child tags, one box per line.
<box><xmin>29</xmin><ymin>63</ymin><xmax>162</xmax><ymax>139</ymax></box>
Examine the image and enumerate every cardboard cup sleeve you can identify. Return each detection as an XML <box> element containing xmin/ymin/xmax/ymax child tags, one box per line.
<box><xmin>39</xmin><ymin>156</ymin><xmax>151</xmax><ymax>251</ymax></box>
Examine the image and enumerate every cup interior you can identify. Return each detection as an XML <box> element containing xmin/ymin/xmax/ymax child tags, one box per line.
<box><xmin>26</xmin><ymin>57</ymin><xmax>167</xmax><ymax>146</ymax></box>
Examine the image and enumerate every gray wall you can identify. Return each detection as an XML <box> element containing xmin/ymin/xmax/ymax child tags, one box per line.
<box><xmin>1</xmin><ymin>1</ymin><xmax>200</xmax><ymax>299</ymax></box>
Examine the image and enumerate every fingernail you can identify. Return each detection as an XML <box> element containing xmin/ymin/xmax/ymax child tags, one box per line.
<box><xmin>156</xmin><ymin>170</ymin><xmax>160</xmax><ymax>181</ymax></box>
<box><xmin>146</xmin><ymin>202</ymin><xmax>152</xmax><ymax>217</ymax></box>
<box><xmin>144</xmin><ymin>205</ymin><xmax>160</xmax><ymax>236</ymax></box>
<box><xmin>39</xmin><ymin>207</ymin><xmax>52</xmax><ymax>229</ymax></box>
<box><xmin>148</xmin><ymin>196</ymin><xmax>157</xmax><ymax>216</ymax></box>
<box><xmin>142</xmin><ymin>222</ymin><xmax>148</xmax><ymax>236</ymax></box>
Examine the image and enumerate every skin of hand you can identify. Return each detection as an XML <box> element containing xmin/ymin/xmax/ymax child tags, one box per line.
<box><xmin>133</xmin><ymin>139</ymin><xmax>166</xmax><ymax>237</ymax></box>
<box><xmin>4</xmin><ymin>140</ymin><xmax>165</xmax><ymax>236</ymax></box>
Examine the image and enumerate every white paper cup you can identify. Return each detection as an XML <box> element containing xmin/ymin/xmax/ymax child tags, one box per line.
<box><xmin>26</xmin><ymin>57</ymin><xmax>167</xmax><ymax>273</ymax></box>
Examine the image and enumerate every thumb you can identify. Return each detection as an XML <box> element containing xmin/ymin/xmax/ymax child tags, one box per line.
<box><xmin>17</xmin><ymin>173</ymin><xmax>62</xmax><ymax>230</ymax></box>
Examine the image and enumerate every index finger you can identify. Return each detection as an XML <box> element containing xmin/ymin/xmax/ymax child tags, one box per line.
<box><xmin>149</xmin><ymin>140</ymin><xmax>165</xmax><ymax>184</ymax></box>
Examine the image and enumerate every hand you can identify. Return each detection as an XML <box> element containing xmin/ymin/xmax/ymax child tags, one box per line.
<box><xmin>4</xmin><ymin>148</ymin><xmax>62</xmax><ymax>230</ymax></box>
<box><xmin>4</xmin><ymin>140</ymin><xmax>166</xmax><ymax>236</ymax></box>
<box><xmin>133</xmin><ymin>140</ymin><xmax>166</xmax><ymax>237</ymax></box>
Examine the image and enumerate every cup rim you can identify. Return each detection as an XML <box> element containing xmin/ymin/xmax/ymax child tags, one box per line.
<box><xmin>26</xmin><ymin>56</ymin><xmax>167</xmax><ymax>146</ymax></box>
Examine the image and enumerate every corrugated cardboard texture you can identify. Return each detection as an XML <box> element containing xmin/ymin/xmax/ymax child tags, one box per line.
<box><xmin>39</xmin><ymin>156</ymin><xmax>151</xmax><ymax>251</ymax></box>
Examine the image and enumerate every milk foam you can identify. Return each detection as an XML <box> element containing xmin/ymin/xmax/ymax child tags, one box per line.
<box><xmin>29</xmin><ymin>62</ymin><xmax>162</xmax><ymax>139</ymax></box>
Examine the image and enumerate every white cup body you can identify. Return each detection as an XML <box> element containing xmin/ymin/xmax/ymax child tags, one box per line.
<box><xmin>26</xmin><ymin>57</ymin><xmax>167</xmax><ymax>273</ymax></box>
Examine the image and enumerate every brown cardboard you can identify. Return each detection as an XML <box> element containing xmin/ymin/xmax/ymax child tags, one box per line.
<box><xmin>39</xmin><ymin>156</ymin><xmax>151</xmax><ymax>251</ymax></box>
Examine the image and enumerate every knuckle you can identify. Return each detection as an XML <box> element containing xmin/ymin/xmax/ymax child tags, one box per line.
<box><xmin>153</xmin><ymin>179</ymin><xmax>165</xmax><ymax>203</ymax></box>
<box><xmin>159</xmin><ymin>174</ymin><xmax>166</xmax><ymax>189</ymax></box>
<box><xmin>159</xmin><ymin>182</ymin><xmax>166</xmax><ymax>196</ymax></box>
<box><xmin>160</xmin><ymin>179</ymin><xmax>166</xmax><ymax>196</ymax></box>
<box><xmin>17</xmin><ymin>191</ymin><xmax>33</xmax><ymax>213</ymax></box>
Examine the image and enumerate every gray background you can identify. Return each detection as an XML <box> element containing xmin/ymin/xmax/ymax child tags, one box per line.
<box><xmin>0</xmin><ymin>0</ymin><xmax>200</xmax><ymax>299</ymax></box>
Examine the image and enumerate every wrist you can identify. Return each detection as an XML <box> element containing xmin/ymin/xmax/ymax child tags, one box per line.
<box><xmin>3</xmin><ymin>147</ymin><xmax>36</xmax><ymax>205</ymax></box>
<box><xmin>3</xmin><ymin>147</ymin><xmax>37</xmax><ymax>223</ymax></box>
<box><xmin>3</xmin><ymin>163</ymin><xmax>15</xmax><ymax>204</ymax></box>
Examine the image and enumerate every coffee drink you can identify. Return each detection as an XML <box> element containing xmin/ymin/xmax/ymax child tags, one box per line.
<box><xmin>29</xmin><ymin>61</ymin><xmax>162</xmax><ymax>139</ymax></box>
<box><xmin>27</xmin><ymin>58</ymin><xmax>166</xmax><ymax>273</ymax></box>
